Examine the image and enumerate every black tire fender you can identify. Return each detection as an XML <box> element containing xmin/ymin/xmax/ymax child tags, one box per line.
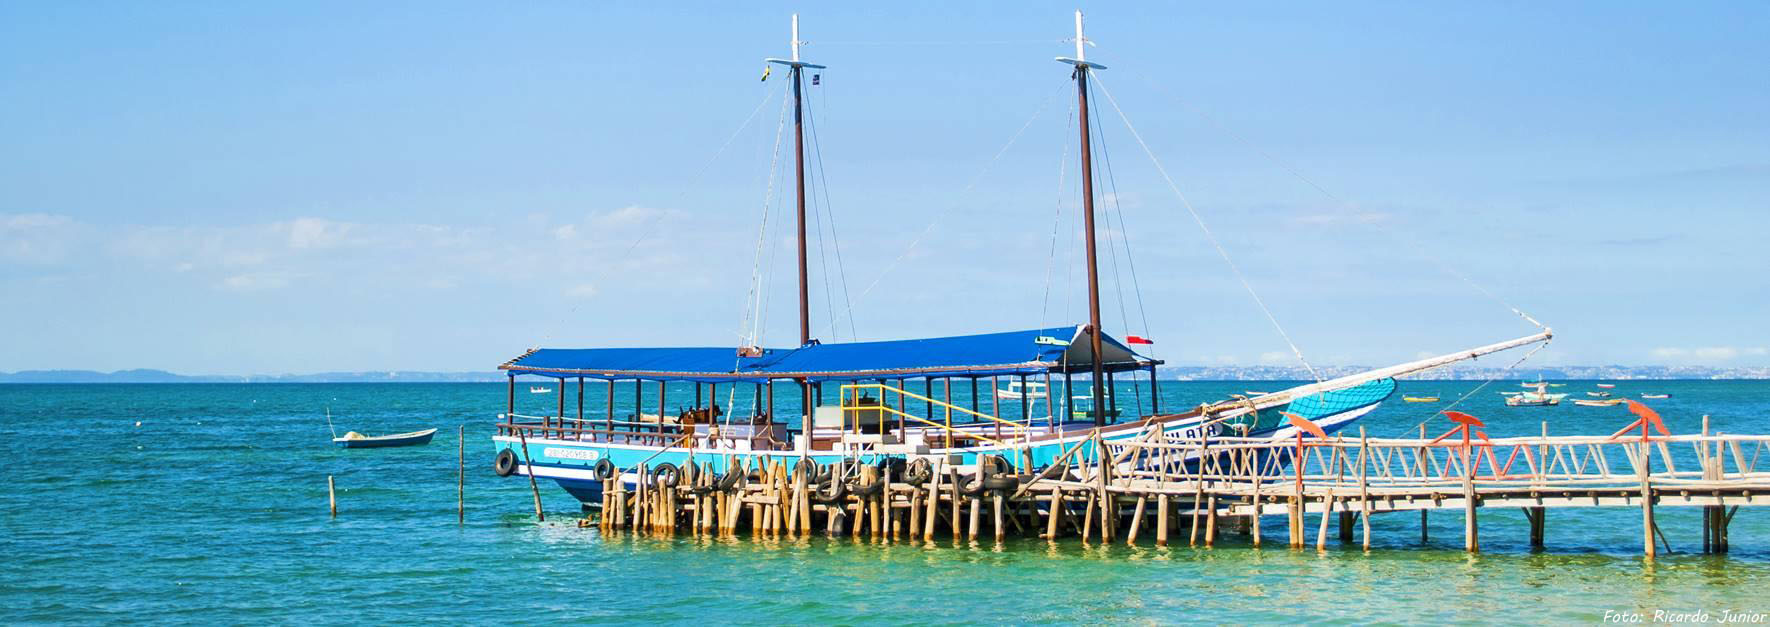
<box><xmin>849</xmin><ymin>477</ymin><xmax>884</xmax><ymax>497</ymax></box>
<box><xmin>493</xmin><ymin>449</ymin><xmax>519</xmax><ymax>477</ymax></box>
<box><xmin>718</xmin><ymin>467</ymin><xmax>746</xmax><ymax>492</ymax></box>
<box><xmin>651</xmin><ymin>462</ymin><xmax>680</xmax><ymax>487</ymax></box>
<box><xmin>793</xmin><ymin>458</ymin><xmax>820</xmax><ymax>480</ymax></box>
<box><xmin>955</xmin><ymin>472</ymin><xmax>985</xmax><ymax>497</ymax></box>
<box><xmin>982</xmin><ymin>474</ymin><xmax>1018</xmax><ymax>492</ymax></box>
<box><xmin>593</xmin><ymin>458</ymin><xmax>616</xmax><ymax>481</ymax></box>
<box><xmin>902</xmin><ymin>458</ymin><xmax>932</xmax><ymax>486</ymax></box>
<box><xmin>814</xmin><ymin>477</ymin><xmax>848</xmax><ymax>503</ymax></box>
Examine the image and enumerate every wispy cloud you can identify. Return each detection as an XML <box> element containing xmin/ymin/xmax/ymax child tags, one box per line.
<box><xmin>0</xmin><ymin>213</ymin><xmax>78</xmax><ymax>264</ymax></box>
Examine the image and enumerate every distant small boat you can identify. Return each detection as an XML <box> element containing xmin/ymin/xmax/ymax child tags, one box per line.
<box><xmin>1403</xmin><ymin>396</ymin><xmax>1440</xmax><ymax>403</ymax></box>
<box><xmin>1596</xmin><ymin>383</ymin><xmax>1616</xmax><ymax>389</ymax></box>
<box><xmin>334</xmin><ymin>429</ymin><xmax>437</xmax><ymax>448</ymax></box>
<box><xmin>1640</xmin><ymin>393</ymin><xmax>1670</xmax><ymax>399</ymax></box>
<box><xmin>1586</xmin><ymin>391</ymin><xmax>1611</xmax><ymax>398</ymax></box>
<box><xmin>1574</xmin><ymin>399</ymin><xmax>1623</xmax><ymax>407</ymax></box>
<box><xmin>1244</xmin><ymin>390</ymin><xmax>1269</xmax><ymax>396</ymax></box>
<box><xmin>529</xmin><ymin>386</ymin><xmax>552</xmax><ymax>394</ymax></box>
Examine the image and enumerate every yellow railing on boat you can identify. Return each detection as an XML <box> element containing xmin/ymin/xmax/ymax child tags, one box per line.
<box><xmin>837</xmin><ymin>383</ymin><xmax>1031</xmax><ymax>448</ymax></box>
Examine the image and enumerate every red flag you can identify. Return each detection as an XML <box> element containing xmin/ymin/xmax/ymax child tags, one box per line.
<box><xmin>1125</xmin><ymin>335</ymin><xmax>1154</xmax><ymax>345</ymax></box>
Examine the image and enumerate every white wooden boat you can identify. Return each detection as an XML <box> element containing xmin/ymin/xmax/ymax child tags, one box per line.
<box><xmin>334</xmin><ymin>428</ymin><xmax>437</xmax><ymax>448</ymax></box>
<box><xmin>995</xmin><ymin>380</ymin><xmax>1048</xmax><ymax>400</ymax></box>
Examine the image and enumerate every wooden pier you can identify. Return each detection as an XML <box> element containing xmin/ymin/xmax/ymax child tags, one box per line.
<box><xmin>574</xmin><ymin>419</ymin><xmax>1765</xmax><ymax>556</ymax></box>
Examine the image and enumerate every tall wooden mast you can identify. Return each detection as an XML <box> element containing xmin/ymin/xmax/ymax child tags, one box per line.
<box><xmin>1058</xmin><ymin>11</ymin><xmax>1110</xmax><ymax>426</ymax></box>
<box><xmin>767</xmin><ymin>15</ymin><xmax>823</xmax><ymax>348</ymax></box>
<box><xmin>767</xmin><ymin>16</ymin><xmax>826</xmax><ymax>421</ymax></box>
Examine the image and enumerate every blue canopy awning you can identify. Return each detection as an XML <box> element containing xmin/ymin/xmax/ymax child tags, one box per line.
<box><xmin>499</xmin><ymin>324</ymin><xmax>1159</xmax><ymax>382</ymax></box>
<box><xmin>500</xmin><ymin>346</ymin><xmax>787</xmax><ymax>382</ymax></box>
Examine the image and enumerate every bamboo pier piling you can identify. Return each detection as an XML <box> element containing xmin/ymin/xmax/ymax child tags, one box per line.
<box><xmin>534</xmin><ymin>426</ymin><xmax>1763</xmax><ymax>557</ymax></box>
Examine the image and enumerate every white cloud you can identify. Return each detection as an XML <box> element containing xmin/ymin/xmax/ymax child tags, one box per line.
<box><xmin>1257</xmin><ymin>351</ymin><xmax>1291</xmax><ymax>365</ymax></box>
<box><xmin>564</xmin><ymin>283</ymin><xmax>598</xmax><ymax>299</ymax></box>
<box><xmin>552</xmin><ymin>224</ymin><xmax>578</xmax><ymax>240</ymax></box>
<box><xmin>1290</xmin><ymin>211</ymin><xmax>1390</xmax><ymax>227</ymax></box>
<box><xmin>281</xmin><ymin>217</ymin><xmax>355</xmax><ymax>249</ymax></box>
<box><xmin>0</xmin><ymin>212</ymin><xmax>78</xmax><ymax>264</ymax></box>
<box><xmin>218</xmin><ymin>273</ymin><xmax>292</xmax><ymax>292</ymax></box>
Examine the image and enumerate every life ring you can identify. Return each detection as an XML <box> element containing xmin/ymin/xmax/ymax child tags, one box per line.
<box><xmin>814</xmin><ymin>477</ymin><xmax>848</xmax><ymax>503</ymax></box>
<box><xmin>593</xmin><ymin>458</ymin><xmax>616</xmax><ymax>481</ymax></box>
<box><xmin>493</xmin><ymin>449</ymin><xmax>519</xmax><ymax>477</ymax></box>
<box><xmin>651</xmin><ymin>462</ymin><xmax>680</xmax><ymax>487</ymax></box>
<box><xmin>718</xmin><ymin>467</ymin><xmax>746</xmax><ymax>492</ymax></box>
<box><xmin>902</xmin><ymin>459</ymin><xmax>932</xmax><ymax>486</ymax></box>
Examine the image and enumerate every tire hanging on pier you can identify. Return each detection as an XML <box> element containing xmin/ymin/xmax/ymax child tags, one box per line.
<box><xmin>652</xmin><ymin>462</ymin><xmax>680</xmax><ymax>487</ymax></box>
<box><xmin>593</xmin><ymin>458</ymin><xmax>616</xmax><ymax>481</ymax></box>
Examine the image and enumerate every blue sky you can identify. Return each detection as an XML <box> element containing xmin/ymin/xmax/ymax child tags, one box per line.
<box><xmin>2</xmin><ymin>2</ymin><xmax>1765</xmax><ymax>374</ymax></box>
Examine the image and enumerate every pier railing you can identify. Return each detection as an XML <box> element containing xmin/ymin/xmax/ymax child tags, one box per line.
<box><xmin>838</xmin><ymin>383</ymin><xmax>1033</xmax><ymax>448</ymax></box>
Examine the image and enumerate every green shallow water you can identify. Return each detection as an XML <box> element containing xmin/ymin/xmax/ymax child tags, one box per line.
<box><xmin>3</xmin><ymin>381</ymin><xmax>1768</xmax><ymax>623</ymax></box>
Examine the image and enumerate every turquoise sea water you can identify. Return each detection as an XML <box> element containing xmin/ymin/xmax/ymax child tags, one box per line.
<box><xmin>2</xmin><ymin>380</ymin><xmax>1767</xmax><ymax>623</ymax></box>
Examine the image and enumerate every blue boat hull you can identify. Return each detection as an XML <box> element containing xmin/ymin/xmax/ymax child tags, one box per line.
<box><xmin>495</xmin><ymin>379</ymin><xmax>1396</xmax><ymax>505</ymax></box>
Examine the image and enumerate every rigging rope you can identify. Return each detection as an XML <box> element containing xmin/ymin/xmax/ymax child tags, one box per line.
<box><xmin>1117</xmin><ymin>70</ymin><xmax>1551</xmax><ymax>434</ymax></box>
<box><xmin>1087</xmin><ymin>89</ymin><xmax>1146</xmax><ymax>415</ymax></box>
<box><xmin>835</xmin><ymin>79</ymin><xmax>1071</xmax><ymax>328</ymax></box>
<box><xmin>1394</xmin><ymin>338</ymin><xmax>1551</xmax><ymax>438</ymax></box>
<box><xmin>1122</xmin><ymin>71</ymin><xmax>1546</xmax><ymax>333</ymax></box>
<box><xmin>804</xmin><ymin>83</ymin><xmax>859</xmax><ymax>341</ymax></box>
<box><xmin>1091</xmin><ymin>74</ymin><xmax>1324</xmax><ymax>383</ymax></box>
<box><xmin>538</xmin><ymin>82</ymin><xmax>783</xmax><ymax>347</ymax></box>
<box><xmin>738</xmin><ymin>87</ymin><xmax>794</xmax><ymax>350</ymax></box>
<box><xmin>1038</xmin><ymin>101</ymin><xmax>1076</xmax><ymax>334</ymax></box>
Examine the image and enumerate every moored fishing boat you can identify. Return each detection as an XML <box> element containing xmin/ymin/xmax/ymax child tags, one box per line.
<box><xmin>335</xmin><ymin>429</ymin><xmax>437</xmax><ymax>448</ymax></box>
<box><xmin>487</xmin><ymin>12</ymin><xmax>1553</xmax><ymax>507</ymax></box>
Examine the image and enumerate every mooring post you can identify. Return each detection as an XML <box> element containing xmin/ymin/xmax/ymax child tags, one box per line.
<box><xmin>1358</xmin><ymin>427</ymin><xmax>1371</xmax><ymax>550</ymax></box>
<box><xmin>1463</xmin><ymin>459</ymin><xmax>1477</xmax><ymax>553</ymax></box>
<box><xmin>328</xmin><ymin>475</ymin><xmax>337</xmax><ymax>518</ymax></box>
<box><xmin>458</xmin><ymin>425</ymin><xmax>466</xmax><ymax>524</ymax></box>
<box><xmin>518</xmin><ymin>429</ymin><xmax>545</xmax><ymax>522</ymax></box>
<box><xmin>1641</xmin><ymin>440</ymin><xmax>1656</xmax><ymax>559</ymax></box>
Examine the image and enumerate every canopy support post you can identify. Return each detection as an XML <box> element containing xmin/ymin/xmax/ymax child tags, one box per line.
<box><xmin>1148</xmin><ymin>364</ymin><xmax>1160</xmax><ymax>414</ymax></box>
<box><xmin>506</xmin><ymin>375</ymin><xmax>514</xmax><ymax>421</ymax></box>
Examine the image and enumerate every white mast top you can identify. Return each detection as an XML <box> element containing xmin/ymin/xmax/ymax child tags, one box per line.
<box><xmin>1056</xmin><ymin>9</ymin><xmax>1106</xmax><ymax>70</ymax></box>
<box><xmin>1073</xmin><ymin>10</ymin><xmax>1086</xmax><ymax>61</ymax></box>
<box><xmin>768</xmin><ymin>13</ymin><xmax>825</xmax><ymax>69</ymax></box>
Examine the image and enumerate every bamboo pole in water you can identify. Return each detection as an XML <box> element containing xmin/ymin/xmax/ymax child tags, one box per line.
<box><xmin>458</xmin><ymin>425</ymin><xmax>466</xmax><ymax>524</ymax></box>
<box><xmin>518</xmin><ymin>430</ymin><xmax>544</xmax><ymax>522</ymax></box>
<box><xmin>328</xmin><ymin>475</ymin><xmax>336</xmax><ymax>518</ymax></box>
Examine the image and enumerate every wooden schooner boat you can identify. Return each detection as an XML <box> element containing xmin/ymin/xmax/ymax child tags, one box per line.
<box><xmin>488</xmin><ymin>12</ymin><xmax>1553</xmax><ymax>506</ymax></box>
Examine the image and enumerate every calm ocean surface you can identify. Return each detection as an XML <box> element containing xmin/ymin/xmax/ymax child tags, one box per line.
<box><xmin>3</xmin><ymin>380</ymin><xmax>1767</xmax><ymax>624</ymax></box>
